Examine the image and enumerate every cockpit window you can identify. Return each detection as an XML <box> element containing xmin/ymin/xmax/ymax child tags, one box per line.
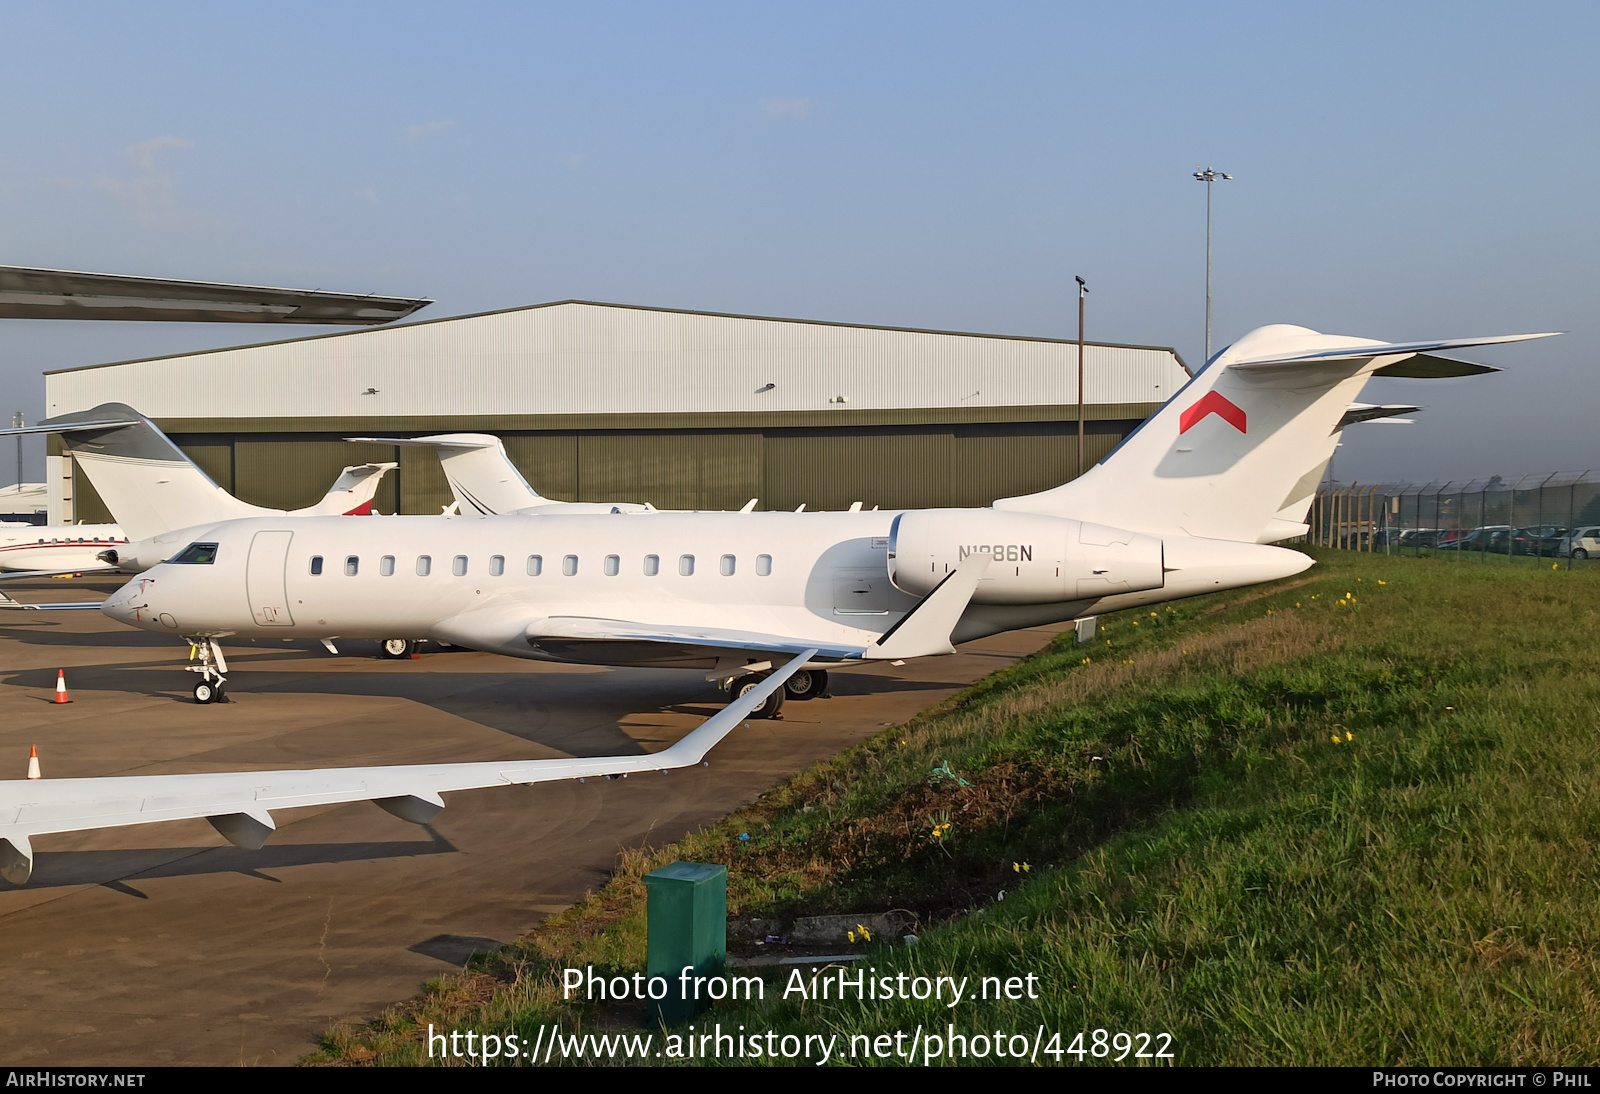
<box><xmin>171</xmin><ymin>542</ymin><xmax>219</xmax><ymax>565</ymax></box>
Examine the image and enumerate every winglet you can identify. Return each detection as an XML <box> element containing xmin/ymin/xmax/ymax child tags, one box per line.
<box><xmin>867</xmin><ymin>555</ymin><xmax>989</xmax><ymax>660</ymax></box>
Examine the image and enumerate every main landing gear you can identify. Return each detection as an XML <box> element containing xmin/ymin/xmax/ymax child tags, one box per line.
<box><xmin>719</xmin><ymin>666</ymin><xmax>829</xmax><ymax>719</ymax></box>
<box><xmin>783</xmin><ymin>668</ymin><xmax>829</xmax><ymax>701</ymax></box>
<box><xmin>735</xmin><ymin>676</ymin><xmax>786</xmax><ymax>719</ymax></box>
<box><xmin>380</xmin><ymin>638</ymin><xmax>420</xmax><ymax>659</ymax></box>
<box><xmin>186</xmin><ymin>637</ymin><xmax>229</xmax><ymax>704</ymax></box>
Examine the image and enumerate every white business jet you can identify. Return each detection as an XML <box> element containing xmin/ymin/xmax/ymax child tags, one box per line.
<box><xmin>348</xmin><ymin>433</ymin><xmax>657</xmax><ymax>516</ymax></box>
<box><xmin>96</xmin><ymin>324</ymin><xmax>1553</xmax><ymax>710</ymax></box>
<box><xmin>0</xmin><ymin>404</ymin><xmax>395</xmax><ymax>585</ymax></box>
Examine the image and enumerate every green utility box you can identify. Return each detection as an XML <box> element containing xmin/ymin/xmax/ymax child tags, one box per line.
<box><xmin>643</xmin><ymin>861</ymin><xmax>727</xmax><ymax>1027</ymax></box>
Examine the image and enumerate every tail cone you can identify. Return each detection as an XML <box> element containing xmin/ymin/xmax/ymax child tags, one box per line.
<box><xmin>27</xmin><ymin>745</ymin><xmax>40</xmax><ymax>780</ymax></box>
<box><xmin>53</xmin><ymin>670</ymin><xmax>71</xmax><ymax>704</ymax></box>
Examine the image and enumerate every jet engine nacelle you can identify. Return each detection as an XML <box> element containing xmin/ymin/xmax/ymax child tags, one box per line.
<box><xmin>888</xmin><ymin>509</ymin><xmax>1165</xmax><ymax>604</ymax></box>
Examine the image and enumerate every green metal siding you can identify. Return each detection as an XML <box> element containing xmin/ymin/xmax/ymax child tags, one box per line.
<box><xmin>69</xmin><ymin>415</ymin><xmax>1149</xmax><ymax>524</ymax></box>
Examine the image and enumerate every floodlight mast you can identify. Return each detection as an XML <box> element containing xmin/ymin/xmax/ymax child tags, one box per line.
<box><xmin>1075</xmin><ymin>275</ymin><xmax>1088</xmax><ymax>475</ymax></box>
<box><xmin>1193</xmin><ymin>167</ymin><xmax>1233</xmax><ymax>362</ymax></box>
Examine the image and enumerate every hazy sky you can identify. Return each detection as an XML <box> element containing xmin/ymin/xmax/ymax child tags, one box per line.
<box><xmin>1</xmin><ymin>2</ymin><xmax>1593</xmax><ymax>488</ymax></box>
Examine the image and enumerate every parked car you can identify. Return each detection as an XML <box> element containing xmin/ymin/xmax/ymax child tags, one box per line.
<box><xmin>1513</xmin><ymin>526</ymin><xmax>1567</xmax><ymax>557</ymax></box>
<box><xmin>1557</xmin><ymin>526</ymin><xmax>1600</xmax><ymax>559</ymax></box>
<box><xmin>1399</xmin><ymin>528</ymin><xmax>1447</xmax><ymax>549</ymax></box>
<box><xmin>1451</xmin><ymin>526</ymin><xmax>1513</xmax><ymax>553</ymax></box>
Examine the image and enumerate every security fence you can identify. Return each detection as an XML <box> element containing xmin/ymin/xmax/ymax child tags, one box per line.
<box><xmin>1307</xmin><ymin>472</ymin><xmax>1600</xmax><ymax>563</ymax></box>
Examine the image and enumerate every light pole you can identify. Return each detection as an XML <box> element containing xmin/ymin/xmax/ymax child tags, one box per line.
<box><xmin>11</xmin><ymin>413</ymin><xmax>20</xmax><ymax>489</ymax></box>
<box><xmin>1076</xmin><ymin>275</ymin><xmax>1088</xmax><ymax>476</ymax></box>
<box><xmin>1193</xmin><ymin>166</ymin><xmax>1232</xmax><ymax>362</ymax></box>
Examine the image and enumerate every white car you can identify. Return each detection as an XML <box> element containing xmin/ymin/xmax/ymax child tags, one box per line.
<box><xmin>1558</xmin><ymin>526</ymin><xmax>1600</xmax><ymax>560</ymax></box>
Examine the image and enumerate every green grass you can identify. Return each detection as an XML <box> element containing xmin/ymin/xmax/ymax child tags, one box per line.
<box><xmin>312</xmin><ymin>550</ymin><xmax>1600</xmax><ymax>1066</ymax></box>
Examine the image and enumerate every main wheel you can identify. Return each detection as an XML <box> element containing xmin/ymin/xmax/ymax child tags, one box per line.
<box><xmin>380</xmin><ymin>638</ymin><xmax>417</xmax><ymax>659</ymax></box>
<box><xmin>784</xmin><ymin>668</ymin><xmax>829</xmax><ymax>700</ymax></box>
<box><xmin>735</xmin><ymin>677</ymin><xmax>786</xmax><ymax>719</ymax></box>
<box><xmin>193</xmin><ymin>679</ymin><xmax>218</xmax><ymax>704</ymax></box>
<box><xmin>1574</xmin><ymin>549</ymin><xmax>1588</xmax><ymax>561</ymax></box>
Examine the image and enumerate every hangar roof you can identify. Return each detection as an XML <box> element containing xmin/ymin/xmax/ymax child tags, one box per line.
<box><xmin>45</xmin><ymin>299</ymin><xmax>1189</xmax><ymax>428</ymax></box>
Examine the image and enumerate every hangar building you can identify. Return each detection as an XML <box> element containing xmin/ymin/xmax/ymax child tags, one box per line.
<box><xmin>43</xmin><ymin>300</ymin><xmax>1190</xmax><ymax>523</ymax></box>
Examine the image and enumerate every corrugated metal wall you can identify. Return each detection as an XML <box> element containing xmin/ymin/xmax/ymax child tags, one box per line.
<box><xmin>65</xmin><ymin>419</ymin><xmax>1141</xmax><ymax>524</ymax></box>
<box><xmin>46</xmin><ymin>301</ymin><xmax>1188</xmax><ymax>422</ymax></box>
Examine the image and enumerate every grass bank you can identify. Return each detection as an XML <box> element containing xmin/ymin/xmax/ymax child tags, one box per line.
<box><xmin>314</xmin><ymin>550</ymin><xmax>1600</xmax><ymax>1065</ymax></box>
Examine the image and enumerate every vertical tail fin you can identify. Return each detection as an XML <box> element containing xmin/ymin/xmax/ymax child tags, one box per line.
<box><xmin>294</xmin><ymin>462</ymin><xmax>398</xmax><ymax>516</ymax></box>
<box><xmin>345</xmin><ymin>434</ymin><xmax>544</xmax><ymax>514</ymax></box>
<box><xmin>996</xmin><ymin>325</ymin><xmax>1556</xmax><ymax>543</ymax></box>
<box><xmin>30</xmin><ymin>403</ymin><xmax>262</xmax><ymax>540</ymax></box>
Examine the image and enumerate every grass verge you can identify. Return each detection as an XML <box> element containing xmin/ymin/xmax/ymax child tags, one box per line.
<box><xmin>311</xmin><ymin>550</ymin><xmax>1600</xmax><ymax>1065</ymax></box>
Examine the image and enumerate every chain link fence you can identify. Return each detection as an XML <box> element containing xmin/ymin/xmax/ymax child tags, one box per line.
<box><xmin>1307</xmin><ymin>472</ymin><xmax>1600</xmax><ymax>564</ymax></box>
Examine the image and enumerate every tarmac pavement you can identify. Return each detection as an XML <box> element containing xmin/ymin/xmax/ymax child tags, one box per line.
<box><xmin>0</xmin><ymin>576</ymin><xmax>1065</xmax><ymax>1065</ymax></box>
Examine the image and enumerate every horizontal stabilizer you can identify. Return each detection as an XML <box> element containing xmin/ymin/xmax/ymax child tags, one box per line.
<box><xmin>1227</xmin><ymin>331</ymin><xmax>1557</xmax><ymax>371</ymax></box>
<box><xmin>1374</xmin><ymin>354</ymin><xmax>1500</xmax><ymax>378</ymax></box>
<box><xmin>1339</xmin><ymin>404</ymin><xmax>1421</xmax><ymax>427</ymax></box>
<box><xmin>0</xmin><ymin>419</ymin><xmax>139</xmax><ymax>437</ymax></box>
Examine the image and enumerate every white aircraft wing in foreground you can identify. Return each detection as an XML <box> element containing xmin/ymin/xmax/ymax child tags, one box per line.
<box><xmin>0</xmin><ymin>649</ymin><xmax>814</xmax><ymax>886</ymax></box>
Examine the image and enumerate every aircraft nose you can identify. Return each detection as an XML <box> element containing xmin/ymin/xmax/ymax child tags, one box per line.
<box><xmin>101</xmin><ymin>578</ymin><xmax>151</xmax><ymax>626</ymax></box>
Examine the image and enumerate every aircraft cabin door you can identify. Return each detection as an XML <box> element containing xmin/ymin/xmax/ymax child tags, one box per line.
<box><xmin>245</xmin><ymin>530</ymin><xmax>296</xmax><ymax>627</ymax></box>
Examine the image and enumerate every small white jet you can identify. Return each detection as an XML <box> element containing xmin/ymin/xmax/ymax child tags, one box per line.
<box><xmin>0</xmin><ymin>404</ymin><xmax>396</xmax><ymax>579</ymax></box>
<box><xmin>347</xmin><ymin>433</ymin><xmax>656</xmax><ymax>516</ymax></box>
<box><xmin>96</xmin><ymin>324</ymin><xmax>1554</xmax><ymax>709</ymax></box>
<box><xmin>0</xmin><ymin>650</ymin><xmax>808</xmax><ymax>886</ymax></box>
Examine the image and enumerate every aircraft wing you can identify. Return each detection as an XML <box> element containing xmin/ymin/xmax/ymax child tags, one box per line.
<box><xmin>0</xmin><ymin>265</ymin><xmax>430</xmax><ymax>324</ymax></box>
<box><xmin>526</xmin><ymin>616</ymin><xmax>869</xmax><ymax>661</ymax></box>
<box><xmin>516</xmin><ymin>555</ymin><xmax>991</xmax><ymax>663</ymax></box>
<box><xmin>0</xmin><ymin>591</ymin><xmax>103</xmax><ymax>610</ymax></box>
<box><xmin>0</xmin><ymin>568</ymin><xmax>115</xmax><ymax>610</ymax></box>
<box><xmin>0</xmin><ymin>649</ymin><xmax>815</xmax><ymax>885</ymax></box>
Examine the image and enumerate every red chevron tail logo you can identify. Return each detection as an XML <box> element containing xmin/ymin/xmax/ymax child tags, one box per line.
<box><xmin>1179</xmin><ymin>391</ymin><xmax>1247</xmax><ymax>435</ymax></box>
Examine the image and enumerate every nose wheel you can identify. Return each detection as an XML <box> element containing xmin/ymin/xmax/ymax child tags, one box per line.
<box><xmin>185</xmin><ymin>638</ymin><xmax>229</xmax><ymax>704</ymax></box>
<box><xmin>192</xmin><ymin>678</ymin><xmax>226</xmax><ymax>704</ymax></box>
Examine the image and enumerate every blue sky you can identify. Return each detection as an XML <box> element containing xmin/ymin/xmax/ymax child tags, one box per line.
<box><xmin>1</xmin><ymin>2</ymin><xmax>1594</xmax><ymax>487</ymax></box>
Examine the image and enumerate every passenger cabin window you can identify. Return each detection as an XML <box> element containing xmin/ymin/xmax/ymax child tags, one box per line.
<box><xmin>453</xmin><ymin>555</ymin><xmax>468</xmax><ymax>577</ymax></box>
<box><xmin>719</xmin><ymin>554</ymin><xmax>736</xmax><ymax>576</ymax></box>
<box><xmin>171</xmin><ymin>542</ymin><xmax>219</xmax><ymax>565</ymax></box>
<box><xmin>416</xmin><ymin>555</ymin><xmax>432</xmax><ymax>577</ymax></box>
<box><xmin>380</xmin><ymin>555</ymin><xmax>395</xmax><ymax>576</ymax></box>
<box><xmin>604</xmin><ymin>554</ymin><xmax>619</xmax><ymax>576</ymax></box>
<box><xmin>527</xmin><ymin>554</ymin><xmax>543</xmax><ymax>576</ymax></box>
<box><xmin>756</xmin><ymin>554</ymin><xmax>772</xmax><ymax>576</ymax></box>
<box><xmin>644</xmin><ymin>554</ymin><xmax>660</xmax><ymax>576</ymax></box>
<box><xmin>679</xmin><ymin>554</ymin><xmax>695</xmax><ymax>576</ymax></box>
<box><xmin>563</xmin><ymin>554</ymin><xmax>578</xmax><ymax>576</ymax></box>
<box><xmin>489</xmin><ymin>555</ymin><xmax>505</xmax><ymax>576</ymax></box>
<box><xmin>345</xmin><ymin>556</ymin><xmax>360</xmax><ymax>576</ymax></box>
<box><xmin>309</xmin><ymin>555</ymin><xmax>324</xmax><ymax>576</ymax></box>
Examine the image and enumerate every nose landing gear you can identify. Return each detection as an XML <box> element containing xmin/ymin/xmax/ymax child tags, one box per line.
<box><xmin>186</xmin><ymin>638</ymin><xmax>229</xmax><ymax>703</ymax></box>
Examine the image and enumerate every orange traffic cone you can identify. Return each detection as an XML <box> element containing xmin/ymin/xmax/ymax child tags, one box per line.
<box><xmin>27</xmin><ymin>745</ymin><xmax>40</xmax><ymax>780</ymax></box>
<box><xmin>53</xmin><ymin>670</ymin><xmax>71</xmax><ymax>704</ymax></box>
